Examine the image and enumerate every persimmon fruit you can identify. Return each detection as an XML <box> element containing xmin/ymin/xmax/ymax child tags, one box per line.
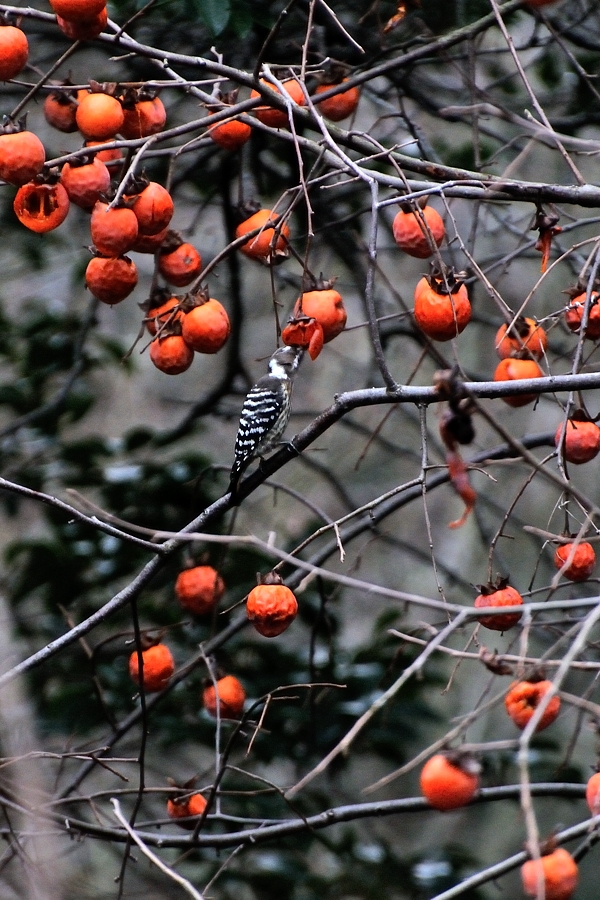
<box><xmin>555</xmin><ymin>418</ymin><xmax>600</xmax><ymax>464</ymax></box>
<box><xmin>43</xmin><ymin>89</ymin><xmax>79</xmax><ymax>133</ymax></box>
<box><xmin>85</xmin><ymin>255</ymin><xmax>138</xmax><ymax>305</ymax></box>
<box><xmin>251</xmin><ymin>78</ymin><xmax>305</xmax><ymax>128</ymax></box>
<box><xmin>49</xmin><ymin>0</ymin><xmax>106</xmax><ymax>20</ymax></box>
<box><xmin>505</xmin><ymin>679</ymin><xmax>560</xmax><ymax>732</ymax></box>
<box><xmin>128</xmin><ymin>643</ymin><xmax>174</xmax><ymax>693</ymax></box>
<box><xmin>294</xmin><ymin>286</ymin><xmax>347</xmax><ymax>343</ymax></box>
<box><xmin>393</xmin><ymin>206</ymin><xmax>445</xmax><ymax>259</ymax></box>
<box><xmin>85</xmin><ymin>140</ymin><xmax>123</xmax><ymax>164</ymax></box>
<box><xmin>0</xmin><ymin>24</ymin><xmax>28</xmax><ymax>81</ymax></box>
<box><xmin>60</xmin><ymin>156</ymin><xmax>110</xmax><ymax>209</ymax></box>
<box><xmin>585</xmin><ymin>771</ymin><xmax>600</xmax><ymax>816</ymax></box>
<box><xmin>158</xmin><ymin>233</ymin><xmax>202</xmax><ymax>286</ymax></box>
<box><xmin>419</xmin><ymin>752</ymin><xmax>480</xmax><ymax>811</ymax></box>
<box><xmin>14</xmin><ymin>181</ymin><xmax>70</xmax><ymax>233</ymax></box>
<box><xmin>474</xmin><ymin>581</ymin><xmax>523</xmax><ymax>631</ymax></box>
<box><xmin>91</xmin><ymin>201</ymin><xmax>138</xmax><ymax>256</ymax></box>
<box><xmin>120</xmin><ymin>94</ymin><xmax>166</xmax><ymax>139</ymax></box>
<box><xmin>493</xmin><ymin>357</ymin><xmax>543</xmax><ymax>407</ymax></box>
<box><xmin>553</xmin><ymin>541</ymin><xmax>596</xmax><ymax>582</ymax></box>
<box><xmin>76</xmin><ymin>92</ymin><xmax>124</xmax><ymax>141</ymax></box>
<box><xmin>235</xmin><ymin>208</ymin><xmax>290</xmax><ymax>261</ymax></box>
<box><xmin>209</xmin><ymin>117</ymin><xmax>252</xmax><ymax>150</ymax></box>
<box><xmin>414</xmin><ymin>271</ymin><xmax>471</xmax><ymax>341</ymax></box>
<box><xmin>246</xmin><ymin>574</ymin><xmax>298</xmax><ymax>637</ymax></box>
<box><xmin>149</xmin><ymin>334</ymin><xmax>194</xmax><ymax>375</ymax></box>
<box><xmin>495</xmin><ymin>317</ymin><xmax>547</xmax><ymax>360</ymax></box>
<box><xmin>181</xmin><ymin>297</ymin><xmax>231</xmax><ymax>354</ymax></box>
<box><xmin>521</xmin><ymin>848</ymin><xmax>578</xmax><ymax>900</ymax></box>
<box><xmin>128</xmin><ymin>181</ymin><xmax>174</xmax><ymax>235</ymax></box>
<box><xmin>0</xmin><ymin>129</ymin><xmax>45</xmax><ymax>186</ymax></box>
<box><xmin>175</xmin><ymin>565</ymin><xmax>225</xmax><ymax>615</ymax></box>
<box><xmin>315</xmin><ymin>80</ymin><xmax>360</xmax><ymax>121</ymax></box>
<box><xmin>281</xmin><ymin>316</ymin><xmax>324</xmax><ymax>360</ymax></box>
<box><xmin>56</xmin><ymin>7</ymin><xmax>107</xmax><ymax>40</ymax></box>
<box><xmin>202</xmin><ymin>675</ymin><xmax>246</xmax><ymax>719</ymax></box>
<box><xmin>146</xmin><ymin>294</ymin><xmax>182</xmax><ymax>335</ymax></box>
<box><xmin>564</xmin><ymin>291</ymin><xmax>600</xmax><ymax>340</ymax></box>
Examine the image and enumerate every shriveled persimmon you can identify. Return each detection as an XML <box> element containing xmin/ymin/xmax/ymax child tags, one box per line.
<box><xmin>85</xmin><ymin>254</ymin><xmax>138</xmax><ymax>305</ymax></box>
<box><xmin>553</xmin><ymin>540</ymin><xmax>596</xmax><ymax>582</ymax></box>
<box><xmin>474</xmin><ymin>578</ymin><xmax>523</xmax><ymax>631</ymax></box>
<box><xmin>158</xmin><ymin>232</ymin><xmax>202</xmax><ymax>286</ymax></box>
<box><xmin>175</xmin><ymin>565</ymin><xmax>225</xmax><ymax>615</ymax></box>
<box><xmin>90</xmin><ymin>201</ymin><xmax>138</xmax><ymax>256</ymax></box>
<box><xmin>246</xmin><ymin>573</ymin><xmax>298</xmax><ymax>637</ymax></box>
<box><xmin>60</xmin><ymin>156</ymin><xmax>110</xmax><ymax>209</ymax></box>
<box><xmin>43</xmin><ymin>87</ymin><xmax>80</xmax><ymax>132</ymax></box>
<box><xmin>128</xmin><ymin>180</ymin><xmax>174</xmax><ymax>235</ymax></box>
<box><xmin>505</xmin><ymin>679</ymin><xmax>560</xmax><ymax>732</ymax></box>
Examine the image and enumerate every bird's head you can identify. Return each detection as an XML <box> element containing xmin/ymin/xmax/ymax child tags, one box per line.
<box><xmin>268</xmin><ymin>345</ymin><xmax>304</xmax><ymax>378</ymax></box>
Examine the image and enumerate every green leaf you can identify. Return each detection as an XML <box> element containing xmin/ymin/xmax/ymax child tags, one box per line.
<box><xmin>199</xmin><ymin>0</ymin><xmax>231</xmax><ymax>34</ymax></box>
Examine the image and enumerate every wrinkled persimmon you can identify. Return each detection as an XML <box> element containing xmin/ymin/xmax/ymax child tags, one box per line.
<box><xmin>85</xmin><ymin>255</ymin><xmax>138</xmax><ymax>305</ymax></box>
<box><xmin>175</xmin><ymin>565</ymin><xmax>225</xmax><ymax>615</ymax></box>
<box><xmin>91</xmin><ymin>201</ymin><xmax>138</xmax><ymax>256</ymax></box>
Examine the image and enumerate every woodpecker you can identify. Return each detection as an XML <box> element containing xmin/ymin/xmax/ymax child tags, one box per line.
<box><xmin>229</xmin><ymin>346</ymin><xmax>303</xmax><ymax>495</ymax></box>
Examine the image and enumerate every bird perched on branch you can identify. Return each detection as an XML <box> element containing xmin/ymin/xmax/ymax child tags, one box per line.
<box><xmin>229</xmin><ymin>345</ymin><xmax>304</xmax><ymax>497</ymax></box>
